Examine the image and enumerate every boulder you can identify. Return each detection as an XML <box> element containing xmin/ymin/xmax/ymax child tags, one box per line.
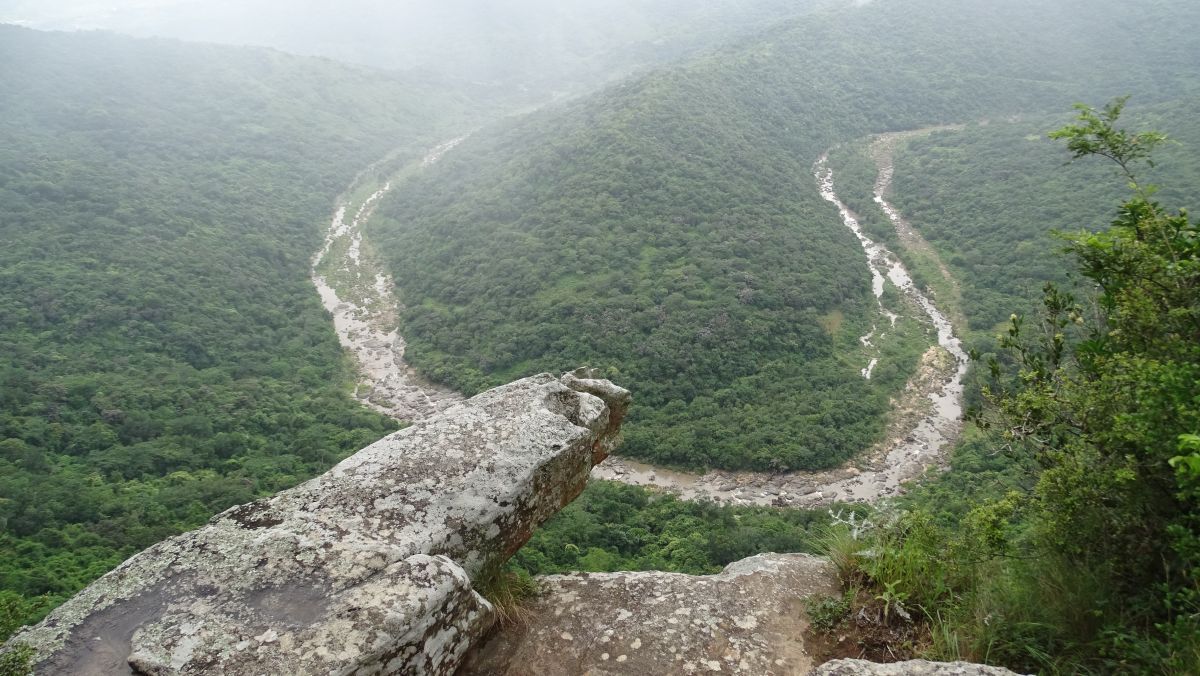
<box><xmin>813</xmin><ymin>659</ymin><xmax>1027</xmax><ymax>676</ymax></box>
<box><xmin>3</xmin><ymin>371</ymin><xmax>630</xmax><ymax>676</ymax></box>
<box><xmin>463</xmin><ymin>553</ymin><xmax>837</xmax><ymax>675</ymax></box>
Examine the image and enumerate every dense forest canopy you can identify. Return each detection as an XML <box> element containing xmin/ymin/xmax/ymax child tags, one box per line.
<box><xmin>371</xmin><ymin>0</ymin><xmax>1200</xmax><ymax>472</ymax></box>
<box><xmin>884</xmin><ymin>100</ymin><xmax>1200</xmax><ymax>333</ymax></box>
<box><xmin>0</xmin><ymin>25</ymin><xmax>490</xmax><ymax>636</ymax></box>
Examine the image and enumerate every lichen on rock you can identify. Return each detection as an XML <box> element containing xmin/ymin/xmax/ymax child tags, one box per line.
<box><xmin>462</xmin><ymin>553</ymin><xmax>839</xmax><ymax>675</ymax></box>
<box><xmin>2</xmin><ymin>370</ymin><xmax>630</xmax><ymax>676</ymax></box>
<box><xmin>812</xmin><ymin>659</ymin><xmax>1028</xmax><ymax>676</ymax></box>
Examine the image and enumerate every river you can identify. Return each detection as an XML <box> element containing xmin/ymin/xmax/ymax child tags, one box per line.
<box><xmin>311</xmin><ymin>139</ymin><xmax>465</xmax><ymax>421</ymax></box>
<box><xmin>589</xmin><ymin>134</ymin><xmax>969</xmax><ymax>506</ymax></box>
<box><xmin>316</xmin><ymin>132</ymin><xmax>968</xmax><ymax>508</ymax></box>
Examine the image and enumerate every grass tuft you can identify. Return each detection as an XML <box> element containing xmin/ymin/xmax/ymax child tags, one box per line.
<box><xmin>477</xmin><ymin>565</ymin><xmax>540</xmax><ymax>628</ymax></box>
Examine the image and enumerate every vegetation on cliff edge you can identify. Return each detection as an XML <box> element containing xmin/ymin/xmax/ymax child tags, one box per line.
<box><xmin>817</xmin><ymin>101</ymin><xmax>1200</xmax><ymax>673</ymax></box>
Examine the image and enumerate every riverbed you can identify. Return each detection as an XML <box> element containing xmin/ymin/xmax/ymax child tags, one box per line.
<box><xmin>590</xmin><ymin>134</ymin><xmax>969</xmax><ymax>506</ymax></box>
<box><xmin>311</xmin><ymin>140</ymin><xmax>465</xmax><ymax>421</ymax></box>
<box><xmin>316</xmin><ymin>132</ymin><xmax>968</xmax><ymax>508</ymax></box>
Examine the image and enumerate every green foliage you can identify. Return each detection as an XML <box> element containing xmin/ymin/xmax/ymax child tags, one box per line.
<box><xmin>476</xmin><ymin>564</ymin><xmax>540</xmax><ymax>628</ymax></box>
<box><xmin>371</xmin><ymin>0</ymin><xmax>1200</xmax><ymax>472</ymax></box>
<box><xmin>864</xmin><ymin>101</ymin><xmax>1200</xmax><ymax>673</ymax></box>
<box><xmin>806</xmin><ymin>589</ymin><xmax>854</xmax><ymax>632</ymax></box>
<box><xmin>512</xmin><ymin>481</ymin><xmax>836</xmax><ymax>576</ymax></box>
<box><xmin>0</xmin><ymin>643</ymin><xmax>33</xmax><ymax>676</ymax></box>
<box><xmin>0</xmin><ymin>594</ymin><xmax>48</xmax><ymax>649</ymax></box>
<box><xmin>0</xmin><ymin>26</ymin><xmax>485</xmax><ymax>638</ymax></box>
<box><xmin>1049</xmin><ymin>97</ymin><xmax>1169</xmax><ymax>180</ymax></box>
<box><xmin>875</xmin><ymin>580</ymin><xmax>910</xmax><ymax>624</ymax></box>
<box><xmin>846</xmin><ymin>512</ymin><xmax>958</xmax><ymax>616</ymax></box>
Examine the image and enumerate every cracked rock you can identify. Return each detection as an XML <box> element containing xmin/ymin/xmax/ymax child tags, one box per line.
<box><xmin>3</xmin><ymin>371</ymin><xmax>630</xmax><ymax>676</ymax></box>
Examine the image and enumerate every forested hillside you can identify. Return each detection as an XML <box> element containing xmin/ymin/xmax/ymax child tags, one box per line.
<box><xmin>883</xmin><ymin>99</ymin><xmax>1200</xmax><ymax>332</ymax></box>
<box><xmin>3</xmin><ymin>0</ymin><xmax>1200</xmax><ymax>667</ymax></box>
<box><xmin>817</xmin><ymin>103</ymin><xmax>1200</xmax><ymax>673</ymax></box>
<box><xmin>0</xmin><ymin>26</ymin><xmax>488</xmax><ymax>636</ymax></box>
<box><xmin>370</xmin><ymin>0</ymin><xmax>1200</xmax><ymax>472</ymax></box>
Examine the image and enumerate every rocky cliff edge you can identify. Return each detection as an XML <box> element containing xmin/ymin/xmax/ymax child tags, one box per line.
<box><xmin>463</xmin><ymin>553</ymin><xmax>838</xmax><ymax>675</ymax></box>
<box><xmin>2</xmin><ymin>369</ymin><xmax>1024</xmax><ymax>676</ymax></box>
<box><xmin>3</xmin><ymin>370</ymin><xmax>630</xmax><ymax>675</ymax></box>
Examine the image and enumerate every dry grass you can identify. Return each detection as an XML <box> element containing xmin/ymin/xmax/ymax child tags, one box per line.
<box><xmin>477</xmin><ymin>567</ymin><xmax>540</xmax><ymax>628</ymax></box>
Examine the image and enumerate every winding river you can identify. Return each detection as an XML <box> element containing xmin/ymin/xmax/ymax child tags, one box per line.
<box><xmin>316</xmin><ymin>132</ymin><xmax>968</xmax><ymax>508</ymax></box>
<box><xmin>311</xmin><ymin>139</ymin><xmax>465</xmax><ymax>421</ymax></box>
<box><xmin>590</xmin><ymin>134</ymin><xmax>969</xmax><ymax>507</ymax></box>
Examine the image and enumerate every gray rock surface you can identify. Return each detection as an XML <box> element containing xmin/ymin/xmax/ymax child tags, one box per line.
<box><xmin>462</xmin><ymin>553</ymin><xmax>837</xmax><ymax>675</ymax></box>
<box><xmin>813</xmin><ymin>659</ymin><xmax>1027</xmax><ymax>676</ymax></box>
<box><xmin>2</xmin><ymin>370</ymin><xmax>630</xmax><ymax>676</ymax></box>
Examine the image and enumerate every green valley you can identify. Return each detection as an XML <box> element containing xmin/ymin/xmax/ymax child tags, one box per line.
<box><xmin>370</xmin><ymin>0</ymin><xmax>1200</xmax><ymax>472</ymax></box>
<box><xmin>1</xmin><ymin>0</ymin><xmax>1199</xmax><ymax>672</ymax></box>
<box><xmin>0</xmin><ymin>25</ymin><xmax>487</xmax><ymax>635</ymax></box>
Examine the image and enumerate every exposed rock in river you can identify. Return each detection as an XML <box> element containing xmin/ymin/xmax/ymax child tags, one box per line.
<box><xmin>311</xmin><ymin>139</ymin><xmax>465</xmax><ymax>423</ymax></box>
<box><xmin>590</xmin><ymin>142</ymin><xmax>968</xmax><ymax>506</ymax></box>
<box><xmin>3</xmin><ymin>370</ymin><xmax>630</xmax><ymax>675</ymax></box>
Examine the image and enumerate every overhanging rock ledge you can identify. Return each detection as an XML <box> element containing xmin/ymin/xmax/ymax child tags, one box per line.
<box><xmin>2</xmin><ymin>369</ymin><xmax>630</xmax><ymax>675</ymax></box>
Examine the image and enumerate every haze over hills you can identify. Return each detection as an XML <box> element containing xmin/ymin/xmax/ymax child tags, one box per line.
<box><xmin>1</xmin><ymin>0</ymin><xmax>828</xmax><ymax>95</ymax></box>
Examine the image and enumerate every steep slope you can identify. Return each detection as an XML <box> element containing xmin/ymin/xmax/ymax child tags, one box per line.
<box><xmin>368</xmin><ymin>0</ymin><xmax>1200</xmax><ymax>472</ymax></box>
<box><xmin>0</xmin><ymin>26</ymin><xmax>487</xmax><ymax>635</ymax></box>
<box><xmin>883</xmin><ymin>99</ymin><xmax>1200</xmax><ymax>333</ymax></box>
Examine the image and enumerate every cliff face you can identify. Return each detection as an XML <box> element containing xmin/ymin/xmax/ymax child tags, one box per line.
<box><xmin>3</xmin><ymin>370</ymin><xmax>630</xmax><ymax>675</ymax></box>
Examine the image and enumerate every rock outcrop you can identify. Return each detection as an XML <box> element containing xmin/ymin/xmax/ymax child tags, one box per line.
<box><xmin>1</xmin><ymin>367</ymin><xmax>1022</xmax><ymax>676</ymax></box>
<box><xmin>2</xmin><ymin>370</ymin><xmax>630</xmax><ymax>676</ymax></box>
<box><xmin>813</xmin><ymin>660</ymin><xmax>1027</xmax><ymax>676</ymax></box>
<box><xmin>463</xmin><ymin>553</ymin><xmax>838</xmax><ymax>675</ymax></box>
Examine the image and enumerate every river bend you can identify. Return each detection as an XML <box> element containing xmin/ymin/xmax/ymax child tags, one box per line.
<box><xmin>318</xmin><ymin>133</ymin><xmax>967</xmax><ymax>508</ymax></box>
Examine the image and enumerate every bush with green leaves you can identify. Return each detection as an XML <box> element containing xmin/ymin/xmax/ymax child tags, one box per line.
<box><xmin>852</xmin><ymin>100</ymin><xmax>1200</xmax><ymax>673</ymax></box>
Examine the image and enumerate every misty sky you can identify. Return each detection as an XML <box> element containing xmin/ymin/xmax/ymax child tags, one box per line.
<box><xmin>0</xmin><ymin>0</ymin><xmax>817</xmax><ymax>89</ymax></box>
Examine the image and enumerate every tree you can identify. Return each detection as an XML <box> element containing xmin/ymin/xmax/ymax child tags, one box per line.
<box><xmin>981</xmin><ymin>98</ymin><xmax>1199</xmax><ymax>668</ymax></box>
